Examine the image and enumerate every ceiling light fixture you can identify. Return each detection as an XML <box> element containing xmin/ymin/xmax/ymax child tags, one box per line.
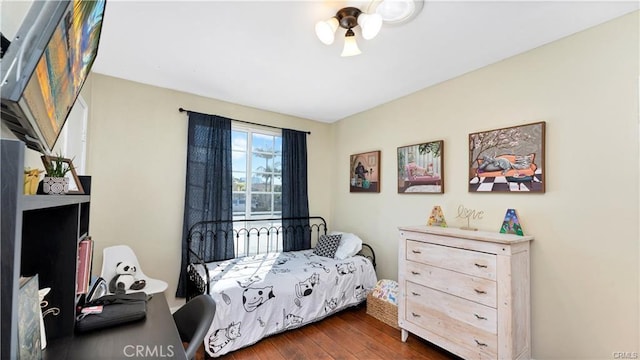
<box><xmin>315</xmin><ymin>7</ymin><xmax>382</xmax><ymax>57</ymax></box>
<box><xmin>367</xmin><ymin>0</ymin><xmax>424</xmax><ymax>25</ymax></box>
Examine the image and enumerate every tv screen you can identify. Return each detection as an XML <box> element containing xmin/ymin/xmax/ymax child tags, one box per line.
<box><xmin>1</xmin><ymin>0</ymin><xmax>106</xmax><ymax>154</ymax></box>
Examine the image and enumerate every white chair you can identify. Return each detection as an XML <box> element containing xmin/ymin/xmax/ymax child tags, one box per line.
<box><xmin>100</xmin><ymin>245</ymin><xmax>168</xmax><ymax>295</ymax></box>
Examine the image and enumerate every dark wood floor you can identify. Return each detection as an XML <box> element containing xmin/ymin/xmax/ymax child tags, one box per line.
<box><xmin>198</xmin><ymin>304</ymin><xmax>460</xmax><ymax>360</ymax></box>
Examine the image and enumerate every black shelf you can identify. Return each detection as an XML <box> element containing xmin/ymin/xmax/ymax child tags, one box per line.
<box><xmin>2</xmin><ymin>139</ymin><xmax>91</xmax><ymax>358</ymax></box>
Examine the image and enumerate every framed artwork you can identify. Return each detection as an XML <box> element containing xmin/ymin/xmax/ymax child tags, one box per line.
<box><xmin>397</xmin><ymin>140</ymin><xmax>444</xmax><ymax>194</ymax></box>
<box><xmin>350</xmin><ymin>151</ymin><xmax>380</xmax><ymax>193</ymax></box>
<box><xmin>41</xmin><ymin>155</ymin><xmax>85</xmax><ymax>194</ymax></box>
<box><xmin>469</xmin><ymin>121</ymin><xmax>545</xmax><ymax>193</ymax></box>
<box><xmin>18</xmin><ymin>275</ymin><xmax>42</xmax><ymax>359</ymax></box>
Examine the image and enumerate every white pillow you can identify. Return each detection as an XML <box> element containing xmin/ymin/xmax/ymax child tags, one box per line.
<box><xmin>329</xmin><ymin>231</ymin><xmax>363</xmax><ymax>260</ymax></box>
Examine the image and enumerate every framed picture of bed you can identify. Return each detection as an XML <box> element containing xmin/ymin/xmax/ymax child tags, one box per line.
<box><xmin>468</xmin><ymin>121</ymin><xmax>545</xmax><ymax>193</ymax></box>
<box><xmin>397</xmin><ymin>140</ymin><xmax>444</xmax><ymax>194</ymax></box>
<box><xmin>350</xmin><ymin>150</ymin><xmax>380</xmax><ymax>193</ymax></box>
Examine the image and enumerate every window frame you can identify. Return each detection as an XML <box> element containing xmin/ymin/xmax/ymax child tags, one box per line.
<box><xmin>231</xmin><ymin>124</ymin><xmax>282</xmax><ymax>221</ymax></box>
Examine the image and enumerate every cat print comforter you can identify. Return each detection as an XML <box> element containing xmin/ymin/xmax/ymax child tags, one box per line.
<box><xmin>192</xmin><ymin>249</ymin><xmax>377</xmax><ymax>357</ymax></box>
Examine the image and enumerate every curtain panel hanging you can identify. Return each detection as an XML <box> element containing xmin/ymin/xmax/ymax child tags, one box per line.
<box><xmin>176</xmin><ymin>112</ymin><xmax>234</xmax><ymax>298</ymax></box>
<box><xmin>281</xmin><ymin>129</ymin><xmax>310</xmax><ymax>251</ymax></box>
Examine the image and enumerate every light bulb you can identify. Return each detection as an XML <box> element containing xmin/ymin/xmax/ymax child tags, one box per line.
<box><xmin>341</xmin><ymin>29</ymin><xmax>361</xmax><ymax>57</ymax></box>
<box><xmin>315</xmin><ymin>17</ymin><xmax>339</xmax><ymax>45</ymax></box>
<box><xmin>358</xmin><ymin>12</ymin><xmax>383</xmax><ymax>40</ymax></box>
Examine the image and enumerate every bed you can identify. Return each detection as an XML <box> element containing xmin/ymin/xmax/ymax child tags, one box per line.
<box><xmin>185</xmin><ymin>216</ymin><xmax>378</xmax><ymax>357</ymax></box>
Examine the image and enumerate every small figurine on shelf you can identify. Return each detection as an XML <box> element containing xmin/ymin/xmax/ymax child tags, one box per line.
<box><xmin>427</xmin><ymin>205</ymin><xmax>447</xmax><ymax>227</ymax></box>
<box><xmin>24</xmin><ymin>168</ymin><xmax>43</xmax><ymax>195</ymax></box>
<box><xmin>500</xmin><ymin>208</ymin><xmax>524</xmax><ymax>235</ymax></box>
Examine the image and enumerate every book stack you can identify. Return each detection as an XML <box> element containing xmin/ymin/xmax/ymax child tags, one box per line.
<box><xmin>76</xmin><ymin>237</ymin><xmax>94</xmax><ymax>295</ymax></box>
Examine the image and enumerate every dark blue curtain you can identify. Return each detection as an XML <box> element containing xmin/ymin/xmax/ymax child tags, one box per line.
<box><xmin>281</xmin><ymin>129</ymin><xmax>310</xmax><ymax>251</ymax></box>
<box><xmin>176</xmin><ymin>112</ymin><xmax>234</xmax><ymax>297</ymax></box>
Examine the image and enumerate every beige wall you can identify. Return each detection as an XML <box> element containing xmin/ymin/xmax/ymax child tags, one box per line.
<box><xmin>84</xmin><ymin>11</ymin><xmax>638</xmax><ymax>360</ymax></box>
<box><xmin>330</xmin><ymin>12</ymin><xmax>639</xmax><ymax>359</ymax></box>
<box><xmin>85</xmin><ymin>75</ymin><xmax>333</xmax><ymax>309</ymax></box>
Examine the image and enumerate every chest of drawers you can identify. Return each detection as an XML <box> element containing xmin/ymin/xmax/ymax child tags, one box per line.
<box><xmin>398</xmin><ymin>226</ymin><xmax>533</xmax><ymax>360</ymax></box>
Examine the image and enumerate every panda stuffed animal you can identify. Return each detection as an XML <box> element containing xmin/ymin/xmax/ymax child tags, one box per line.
<box><xmin>108</xmin><ymin>261</ymin><xmax>146</xmax><ymax>294</ymax></box>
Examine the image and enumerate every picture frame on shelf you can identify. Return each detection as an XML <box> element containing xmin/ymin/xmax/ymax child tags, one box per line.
<box><xmin>468</xmin><ymin>121</ymin><xmax>545</xmax><ymax>193</ymax></box>
<box><xmin>18</xmin><ymin>275</ymin><xmax>42</xmax><ymax>359</ymax></box>
<box><xmin>40</xmin><ymin>155</ymin><xmax>85</xmax><ymax>194</ymax></box>
<box><xmin>350</xmin><ymin>151</ymin><xmax>380</xmax><ymax>193</ymax></box>
<box><xmin>397</xmin><ymin>140</ymin><xmax>444</xmax><ymax>194</ymax></box>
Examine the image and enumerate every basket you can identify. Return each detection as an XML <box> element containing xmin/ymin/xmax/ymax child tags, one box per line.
<box><xmin>366</xmin><ymin>292</ymin><xmax>399</xmax><ymax>330</ymax></box>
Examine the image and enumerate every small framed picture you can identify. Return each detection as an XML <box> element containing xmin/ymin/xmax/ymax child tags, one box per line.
<box><xmin>18</xmin><ymin>275</ymin><xmax>42</xmax><ymax>359</ymax></box>
<box><xmin>41</xmin><ymin>156</ymin><xmax>85</xmax><ymax>194</ymax></box>
<box><xmin>397</xmin><ymin>140</ymin><xmax>444</xmax><ymax>194</ymax></box>
<box><xmin>350</xmin><ymin>151</ymin><xmax>380</xmax><ymax>193</ymax></box>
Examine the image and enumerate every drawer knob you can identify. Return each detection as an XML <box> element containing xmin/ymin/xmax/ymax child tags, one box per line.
<box><xmin>411</xmin><ymin>250</ymin><xmax>422</xmax><ymax>254</ymax></box>
<box><xmin>411</xmin><ymin>312</ymin><xmax>421</xmax><ymax>318</ymax></box>
<box><xmin>474</xmin><ymin>288</ymin><xmax>487</xmax><ymax>294</ymax></box>
<box><xmin>411</xmin><ymin>291</ymin><xmax>421</xmax><ymax>296</ymax></box>
<box><xmin>411</xmin><ymin>271</ymin><xmax>420</xmax><ymax>275</ymax></box>
<box><xmin>474</xmin><ymin>313</ymin><xmax>487</xmax><ymax>320</ymax></box>
<box><xmin>474</xmin><ymin>263</ymin><xmax>488</xmax><ymax>268</ymax></box>
<box><xmin>474</xmin><ymin>339</ymin><xmax>488</xmax><ymax>347</ymax></box>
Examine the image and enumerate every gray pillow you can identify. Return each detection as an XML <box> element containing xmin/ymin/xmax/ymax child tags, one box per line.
<box><xmin>313</xmin><ymin>234</ymin><xmax>342</xmax><ymax>258</ymax></box>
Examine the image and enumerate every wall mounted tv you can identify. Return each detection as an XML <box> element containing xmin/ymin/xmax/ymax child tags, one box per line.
<box><xmin>1</xmin><ymin>0</ymin><xmax>106</xmax><ymax>154</ymax></box>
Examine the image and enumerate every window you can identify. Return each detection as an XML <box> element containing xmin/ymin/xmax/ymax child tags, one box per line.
<box><xmin>232</xmin><ymin>126</ymin><xmax>282</xmax><ymax>220</ymax></box>
<box><xmin>232</xmin><ymin>126</ymin><xmax>283</xmax><ymax>256</ymax></box>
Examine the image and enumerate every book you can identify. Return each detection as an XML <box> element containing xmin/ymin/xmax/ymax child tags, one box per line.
<box><xmin>76</xmin><ymin>237</ymin><xmax>94</xmax><ymax>295</ymax></box>
<box><xmin>500</xmin><ymin>208</ymin><xmax>524</xmax><ymax>236</ymax></box>
<box><xmin>427</xmin><ymin>205</ymin><xmax>447</xmax><ymax>227</ymax></box>
<box><xmin>18</xmin><ymin>275</ymin><xmax>42</xmax><ymax>359</ymax></box>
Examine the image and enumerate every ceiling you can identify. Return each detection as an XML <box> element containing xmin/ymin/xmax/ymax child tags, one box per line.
<box><xmin>90</xmin><ymin>1</ymin><xmax>638</xmax><ymax>123</ymax></box>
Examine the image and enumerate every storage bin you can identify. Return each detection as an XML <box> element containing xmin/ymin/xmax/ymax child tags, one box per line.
<box><xmin>366</xmin><ymin>279</ymin><xmax>399</xmax><ymax>330</ymax></box>
<box><xmin>366</xmin><ymin>293</ymin><xmax>399</xmax><ymax>329</ymax></box>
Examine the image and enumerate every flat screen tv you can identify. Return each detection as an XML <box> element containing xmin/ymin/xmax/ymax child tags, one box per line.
<box><xmin>1</xmin><ymin>0</ymin><xmax>106</xmax><ymax>154</ymax></box>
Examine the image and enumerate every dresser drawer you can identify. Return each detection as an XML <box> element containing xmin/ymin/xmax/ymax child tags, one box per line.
<box><xmin>406</xmin><ymin>240</ymin><xmax>496</xmax><ymax>280</ymax></box>
<box><xmin>404</xmin><ymin>286</ymin><xmax>498</xmax><ymax>358</ymax></box>
<box><xmin>405</xmin><ymin>261</ymin><xmax>497</xmax><ymax>308</ymax></box>
<box><xmin>405</xmin><ymin>281</ymin><xmax>497</xmax><ymax>334</ymax></box>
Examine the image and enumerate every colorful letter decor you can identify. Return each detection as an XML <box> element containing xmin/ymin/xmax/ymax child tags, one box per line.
<box><xmin>500</xmin><ymin>208</ymin><xmax>524</xmax><ymax>236</ymax></box>
<box><xmin>427</xmin><ymin>206</ymin><xmax>447</xmax><ymax>227</ymax></box>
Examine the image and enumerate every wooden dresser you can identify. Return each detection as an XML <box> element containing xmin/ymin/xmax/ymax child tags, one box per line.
<box><xmin>398</xmin><ymin>226</ymin><xmax>533</xmax><ymax>360</ymax></box>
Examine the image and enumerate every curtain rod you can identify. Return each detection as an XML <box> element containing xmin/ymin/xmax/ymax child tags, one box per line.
<box><xmin>178</xmin><ymin>107</ymin><xmax>311</xmax><ymax>135</ymax></box>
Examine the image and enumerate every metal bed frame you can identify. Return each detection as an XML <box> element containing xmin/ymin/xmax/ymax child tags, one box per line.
<box><xmin>185</xmin><ymin>216</ymin><xmax>376</xmax><ymax>300</ymax></box>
